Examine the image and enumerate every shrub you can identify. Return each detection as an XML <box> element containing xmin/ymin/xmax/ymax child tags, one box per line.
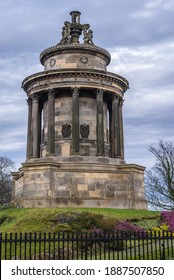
<box><xmin>55</xmin><ymin>211</ymin><xmax>105</xmax><ymax>231</ymax></box>
<box><xmin>71</xmin><ymin>211</ymin><xmax>105</xmax><ymax>230</ymax></box>
<box><xmin>113</xmin><ymin>220</ymin><xmax>145</xmax><ymax>235</ymax></box>
<box><xmin>161</xmin><ymin>211</ymin><xmax>174</xmax><ymax>231</ymax></box>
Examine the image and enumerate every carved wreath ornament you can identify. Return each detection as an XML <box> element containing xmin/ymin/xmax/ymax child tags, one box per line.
<box><xmin>62</xmin><ymin>123</ymin><xmax>71</xmax><ymax>138</ymax></box>
<box><xmin>80</xmin><ymin>124</ymin><xmax>90</xmax><ymax>138</ymax></box>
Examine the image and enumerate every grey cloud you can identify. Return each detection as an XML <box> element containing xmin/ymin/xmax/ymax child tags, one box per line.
<box><xmin>2</xmin><ymin>0</ymin><xmax>174</xmax><ymax>53</ymax></box>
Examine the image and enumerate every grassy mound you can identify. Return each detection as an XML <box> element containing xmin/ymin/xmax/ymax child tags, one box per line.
<box><xmin>0</xmin><ymin>207</ymin><xmax>160</xmax><ymax>233</ymax></box>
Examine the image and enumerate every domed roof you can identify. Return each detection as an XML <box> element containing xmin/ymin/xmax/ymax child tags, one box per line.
<box><xmin>40</xmin><ymin>11</ymin><xmax>111</xmax><ymax>71</ymax></box>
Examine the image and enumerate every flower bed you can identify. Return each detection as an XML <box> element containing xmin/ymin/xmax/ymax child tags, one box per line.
<box><xmin>161</xmin><ymin>210</ymin><xmax>174</xmax><ymax>231</ymax></box>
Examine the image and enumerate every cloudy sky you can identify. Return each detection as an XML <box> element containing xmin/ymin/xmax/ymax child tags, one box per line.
<box><xmin>1</xmin><ymin>0</ymin><xmax>174</xmax><ymax>170</ymax></box>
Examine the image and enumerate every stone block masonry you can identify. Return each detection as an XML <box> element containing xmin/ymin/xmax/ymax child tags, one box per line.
<box><xmin>12</xmin><ymin>157</ymin><xmax>147</xmax><ymax>209</ymax></box>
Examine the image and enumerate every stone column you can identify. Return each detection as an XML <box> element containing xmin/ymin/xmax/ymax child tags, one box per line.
<box><xmin>47</xmin><ymin>89</ymin><xmax>55</xmax><ymax>155</ymax></box>
<box><xmin>38</xmin><ymin>105</ymin><xmax>42</xmax><ymax>152</ymax></box>
<box><xmin>26</xmin><ymin>97</ymin><xmax>32</xmax><ymax>159</ymax></box>
<box><xmin>119</xmin><ymin>98</ymin><xmax>124</xmax><ymax>160</ymax></box>
<box><xmin>111</xmin><ymin>96</ymin><xmax>121</xmax><ymax>158</ymax></box>
<box><xmin>96</xmin><ymin>89</ymin><xmax>104</xmax><ymax>156</ymax></box>
<box><xmin>31</xmin><ymin>94</ymin><xmax>40</xmax><ymax>158</ymax></box>
<box><xmin>71</xmin><ymin>87</ymin><xmax>80</xmax><ymax>154</ymax></box>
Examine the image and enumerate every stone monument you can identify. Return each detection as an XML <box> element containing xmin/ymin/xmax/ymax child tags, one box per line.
<box><xmin>11</xmin><ymin>11</ymin><xmax>147</xmax><ymax>209</ymax></box>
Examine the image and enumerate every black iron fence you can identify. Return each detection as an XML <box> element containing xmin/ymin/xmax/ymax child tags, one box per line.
<box><xmin>0</xmin><ymin>231</ymin><xmax>174</xmax><ymax>260</ymax></box>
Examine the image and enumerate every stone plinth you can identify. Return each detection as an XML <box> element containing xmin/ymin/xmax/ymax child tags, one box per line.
<box><xmin>11</xmin><ymin>157</ymin><xmax>147</xmax><ymax>209</ymax></box>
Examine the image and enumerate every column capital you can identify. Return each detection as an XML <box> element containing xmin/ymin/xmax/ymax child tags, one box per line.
<box><xmin>47</xmin><ymin>88</ymin><xmax>55</xmax><ymax>98</ymax></box>
<box><xmin>112</xmin><ymin>95</ymin><xmax>119</xmax><ymax>104</ymax></box>
<box><xmin>119</xmin><ymin>98</ymin><xmax>124</xmax><ymax>106</ymax></box>
<box><xmin>71</xmin><ymin>87</ymin><xmax>80</xmax><ymax>96</ymax></box>
<box><xmin>26</xmin><ymin>97</ymin><xmax>32</xmax><ymax>107</ymax></box>
<box><xmin>96</xmin><ymin>89</ymin><xmax>104</xmax><ymax>97</ymax></box>
<box><xmin>31</xmin><ymin>93</ymin><xmax>40</xmax><ymax>102</ymax></box>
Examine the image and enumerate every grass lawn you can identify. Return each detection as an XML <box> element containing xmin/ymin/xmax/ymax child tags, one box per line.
<box><xmin>0</xmin><ymin>207</ymin><xmax>160</xmax><ymax>233</ymax></box>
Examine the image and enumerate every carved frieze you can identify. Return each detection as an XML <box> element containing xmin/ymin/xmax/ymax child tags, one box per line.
<box><xmin>22</xmin><ymin>70</ymin><xmax>128</xmax><ymax>95</ymax></box>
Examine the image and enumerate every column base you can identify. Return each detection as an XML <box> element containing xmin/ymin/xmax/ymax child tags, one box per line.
<box><xmin>46</xmin><ymin>153</ymin><xmax>55</xmax><ymax>157</ymax></box>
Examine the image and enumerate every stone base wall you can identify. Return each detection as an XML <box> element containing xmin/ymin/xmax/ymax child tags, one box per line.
<box><xmin>11</xmin><ymin>157</ymin><xmax>147</xmax><ymax>209</ymax></box>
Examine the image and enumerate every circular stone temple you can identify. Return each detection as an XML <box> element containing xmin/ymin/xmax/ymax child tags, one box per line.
<box><xmin>11</xmin><ymin>11</ymin><xmax>147</xmax><ymax>209</ymax></box>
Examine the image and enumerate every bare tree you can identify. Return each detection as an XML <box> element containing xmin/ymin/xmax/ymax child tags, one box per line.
<box><xmin>145</xmin><ymin>140</ymin><xmax>174</xmax><ymax>210</ymax></box>
<box><xmin>0</xmin><ymin>156</ymin><xmax>14</xmax><ymax>205</ymax></box>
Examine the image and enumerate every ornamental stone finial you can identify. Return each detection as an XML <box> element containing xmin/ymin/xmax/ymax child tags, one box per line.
<box><xmin>70</xmin><ymin>11</ymin><xmax>81</xmax><ymax>24</ymax></box>
<box><xmin>59</xmin><ymin>11</ymin><xmax>94</xmax><ymax>45</ymax></box>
